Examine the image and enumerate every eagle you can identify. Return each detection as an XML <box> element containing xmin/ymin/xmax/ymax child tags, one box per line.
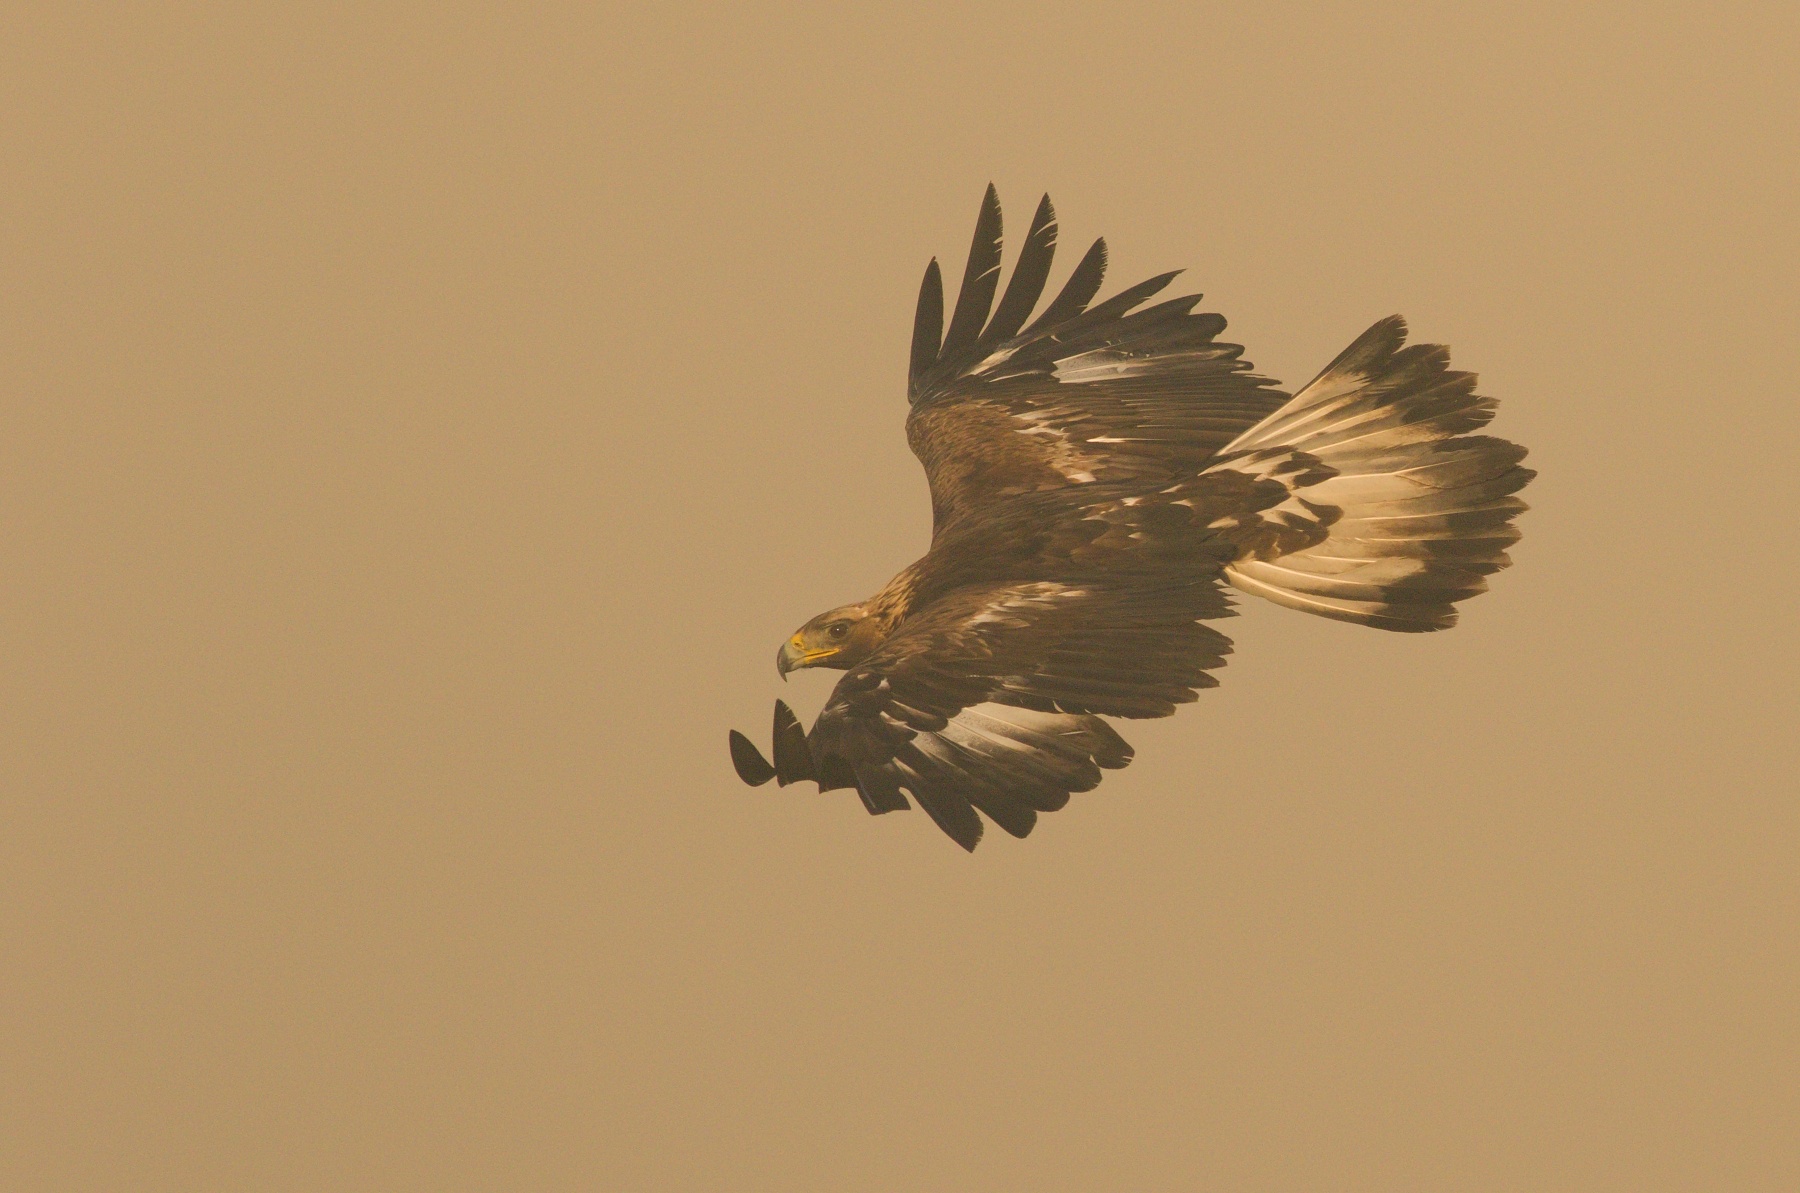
<box><xmin>729</xmin><ymin>186</ymin><xmax>1532</xmax><ymax>850</ymax></box>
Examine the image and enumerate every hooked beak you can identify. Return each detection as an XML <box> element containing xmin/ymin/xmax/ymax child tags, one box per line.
<box><xmin>777</xmin><ymin>638</ymin><xmax>836</xmax><ymax>679</ymax></box>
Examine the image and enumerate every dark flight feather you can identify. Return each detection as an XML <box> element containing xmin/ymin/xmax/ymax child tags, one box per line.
<box><xmin>770</xmin><ymin>699</ymin><xmax>816</xmax><ymax>786</ymax></box>
<box><xmin>728</xmin><ymin>730</ymin><xmax>775</xmax><ymax>787</ymax></box>
<box><xmin>907</xmin><ymin>259</ymin><xmax>943</xmax><ymax>401</ymax></box>
<box><xmin>1054</xmin><ymin>269</ymin><xmax>1182</xmax><ymax>336</ymax></box>
<box><xmin>1023</xmin><ymin>236</ymin><xmax>1108</xmax><ymax>336</ymax></box>
<box><xmin>940</xmin><ymin>183</ymin><xmax>1004</xmax><ymax>362</ymax></box>
<box><xmin>978</xmin><ymin>193</ymin><xmax>1058</xmax><ymax>350</ymax></box>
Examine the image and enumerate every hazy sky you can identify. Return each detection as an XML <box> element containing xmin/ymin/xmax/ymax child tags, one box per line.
<box><xmin>5</xmin><ymin>4</ymin><xmax>1796</xmax><ymax>1190</ymax></box>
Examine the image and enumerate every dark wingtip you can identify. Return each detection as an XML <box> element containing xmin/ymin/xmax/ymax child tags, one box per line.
<box><xmin>771</xmin><ymin>700</ymin><xmax>817</xmax><ymax>786</ymax></box>
<box><xmin>929</xmin><ymin>803</ymin><xmax>983</xmax><ymax>851</ymax></box>
<box><xmin>940</xmin><ymin>184</ymin><xmax>1006</xmax><ymax>363</ymax></box>
<box><xmin>1091</xmin><ymin>720</ymin><xmax>1135</xmax><ymax>769</ymax></box>
<box><xmin>978</xmin><ymin>192</ymin><xmax>1060</xmax><ymax>350</ymax></box>
<box><xmin>728</xmin><ymin>730</ymin><xmax>776</xmax><ymax>786</ymax></box>
<box><xmin>1025</xmin><ymin>235</ymin><xmax>1108</xmax><ymax>334</ymax></box>
<box><xmin>908</xmin><ymin>258</ymin><xmax>944</xmax><ymax>399</ymax></box>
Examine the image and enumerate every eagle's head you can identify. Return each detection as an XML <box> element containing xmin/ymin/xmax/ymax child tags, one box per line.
<box><xmin>778</xmin><ymin>604</ymin><xmax>883</xmax><ymax>677</ymax></box>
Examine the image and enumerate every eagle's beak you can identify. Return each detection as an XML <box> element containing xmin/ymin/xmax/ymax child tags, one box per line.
<box><xmin>777</xmin><ymin>638</ymin><xmax>835</xmax><ymax>679</ymax></box>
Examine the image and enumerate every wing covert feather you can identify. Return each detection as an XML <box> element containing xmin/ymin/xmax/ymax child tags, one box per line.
<box><xmin>905</xmin><ymin>188</ymin><xmax>1290</xmax><ymax>534</ymax></box>
<box><xmin>800</xmin><ymin>576</ymin><xmax>1232</xmax><ymax>849</ymax></box>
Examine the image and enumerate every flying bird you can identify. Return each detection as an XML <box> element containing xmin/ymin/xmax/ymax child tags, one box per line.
<box><xmin>729</xmin><ymin>186</ymin><xmax>1532</xmax><ymax>850</ymax></box>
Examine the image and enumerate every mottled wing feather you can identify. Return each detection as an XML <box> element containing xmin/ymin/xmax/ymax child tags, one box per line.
<box><xmin>905</xmin><ymin>188</ymin><xmax>1291</xmax><ymax>533</ymax></box>
<box><xmin>802</xmin><ymin>577</ymin><xmax>1233</xmax><ymax>849</ymax></box>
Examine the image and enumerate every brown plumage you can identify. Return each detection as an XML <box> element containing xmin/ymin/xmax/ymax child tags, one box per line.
<box><xmin>732</xmin><ymin>186</ymin><xmax>1534</xmax><ymax>850</ymax></box>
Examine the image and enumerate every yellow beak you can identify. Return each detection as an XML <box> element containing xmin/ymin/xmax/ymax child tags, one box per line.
<box><xmin>777</xmin><ymin>638</ymin><xmax>838</xmax><ymax>678</ymax></box>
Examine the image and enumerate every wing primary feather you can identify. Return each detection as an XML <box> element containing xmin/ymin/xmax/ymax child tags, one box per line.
<box><xmin>913</xmin><ymin>788</ymin><xmax>984</xmax><ymax>851</ymax></box>
<box><xmin>1060</xmin><ymin>269</ymin><xmax>1183</xmax><ymax>330</ymax></box>
<box><xmin>728</xmin><ymin>730</ymin><xmax>776</xmax><ymax>787</ymax></box>
<box><xmin>940</xmin><ymin>183</ymin><xmax>1005</xmax><ymax>363</ymax></box>
<box><xmin>771</xmin><ymin>700</ymin><xmax>817</xmax><ymax>786</ymax></box>
<box><xmin>851</xmin><ymin>762</ymin><xmax>913</xmax><ymax>815</ymax></box>
<box><xmin>979</xmin><ymin>192</ymin><xmax>1057</xmax><ymax>349</ymax></box>
<box><xmin>1024</xmin><ymin>236</ymin><xmax>1108</xmax><ymax>333</ymax></box>
<box><xmin>908</xmin><ymin>258</ymin><xmax>944</xmax><ymax>400</ymax></box>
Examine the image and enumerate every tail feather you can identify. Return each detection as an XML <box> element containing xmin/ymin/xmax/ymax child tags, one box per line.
<box><xmin>1219</xmin><ymin>317</ymin><xmax>1532</xmax><ymax>632</ymax></box>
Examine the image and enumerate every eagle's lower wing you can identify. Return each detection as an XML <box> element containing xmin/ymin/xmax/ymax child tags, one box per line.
<box><xmin>905</xmin><ymin>186</ymin><xmax>1290</xmax><ymax>533</ymax></box>
<box><xmin>801</xmin><ymin>577</ymin><xmax>1234</xmax><ymax>850</ymax></box>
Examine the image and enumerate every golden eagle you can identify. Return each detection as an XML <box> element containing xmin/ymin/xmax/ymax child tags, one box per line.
<box><xmin>730</xmin><ymin>187</ymin><xmax>1532</xmax><ymax>849</ymax></box>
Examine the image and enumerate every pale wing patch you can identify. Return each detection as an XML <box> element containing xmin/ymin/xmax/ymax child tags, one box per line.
<box><xmin>1053</xmin><ymin>347</ymin><xmax>1245</xmax><ymax>385</ymax></box>
<box><xmin>1011</xmin><ymin>406</ymin><xmax>1100</xmax><ymax>483</ymax></box>
<box><xmin>937</xmin><ymin>703</ymin><xmax>1122</xmax><ymax>767</ymax></box>
<box><xmin>1052</xmin><ymin>349</ymin><xmax>1155</xmax><ymax>383</ymax></box>
<box><xmin>963</xmin><ymin>582</ymin><xmax>1089</xmax><ymax>628</ymax></box>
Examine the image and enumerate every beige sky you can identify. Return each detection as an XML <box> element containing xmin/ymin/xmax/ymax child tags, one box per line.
<box><xmin>4</xmin><ymin>4</ymin><xmax>1796</xmax><ymax>1190</ymax></box>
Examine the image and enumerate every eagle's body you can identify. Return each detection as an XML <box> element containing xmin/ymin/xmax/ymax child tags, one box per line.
<box><xmin>730</xmin><ymin>188</ymin><xmax>1532</xmax><ymax>849</ymax></box>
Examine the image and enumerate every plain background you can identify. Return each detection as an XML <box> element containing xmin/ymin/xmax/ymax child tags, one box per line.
<box><xmin>4</xmin><ymin>4</ymin><xmax>1796</xmax><ymax>1190</ymax></box>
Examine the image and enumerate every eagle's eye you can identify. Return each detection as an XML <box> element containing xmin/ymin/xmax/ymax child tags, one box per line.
<box><xmin>827</xmin><ymin>623</ymin><xmax>848</xmax><ymax>639</ymax></box>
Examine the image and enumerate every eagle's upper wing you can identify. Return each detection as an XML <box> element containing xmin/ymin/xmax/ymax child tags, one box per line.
<box><xmin>798</xmin><ymin>575</ymin><xmax>1235</xmax><ymax>849</ymax></box>
<box><xmin>905</xmin><ymin>186</ymin><xmax>1291</xmax><ymax>533</ymax></box>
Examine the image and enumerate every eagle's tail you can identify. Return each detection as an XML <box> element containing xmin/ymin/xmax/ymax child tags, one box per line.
<box><xmin>1216</xmin><ymin>316</ymin><xmax>1533</xmax><ymax>632</ymax></box>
